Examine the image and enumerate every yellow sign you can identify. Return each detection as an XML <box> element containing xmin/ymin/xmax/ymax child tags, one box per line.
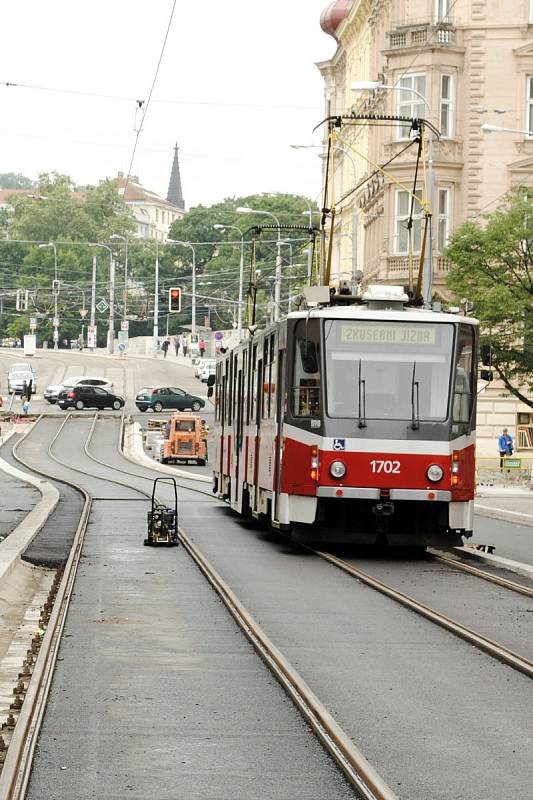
<box><xmin>340</xmin><ymin>325</ymin><xmax>437</xmax><ymax>345</ymax></box>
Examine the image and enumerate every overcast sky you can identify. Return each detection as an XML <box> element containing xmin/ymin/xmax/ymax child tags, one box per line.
<box><xmin>1</xmin><ymin>1</ymin><xmax>337</xmax><ymax>209</ymax></box>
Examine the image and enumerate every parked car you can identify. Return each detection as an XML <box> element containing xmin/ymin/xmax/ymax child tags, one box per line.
<box><xmin>199</xmin><ymin>360</ymin><xmax>216</xmax><ymax>383</ymax></box>
<box><xmin>194</xmin><ymin>359</ymin><xmax>208</xmax><ymax>379</ymax></box>
<box><xmin>11</xmin><ymin>362</ymin><xmax>36</xmax><ymax>373</ymax></box>
<box><xmin>57</xmin><ymin>385</ymin><xmax>124</xmax><ymax>411</ymax></box>
<box><xmin>44</xmin><ymin>376</ymin><xmax>114</xmax><ymax>404</ymax></box>
<box><xmin>135</xmin><ymin>386</ymin><xmax>205</xmax><ymax>413</ymax></box>
<box><xmin>7</xmin><ymin>367</ymin><xmax>37</xmax><ymax>394</ymax></box>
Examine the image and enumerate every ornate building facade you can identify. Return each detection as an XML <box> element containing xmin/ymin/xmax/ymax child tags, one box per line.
<box><xmin>317</xmin><ymin>1</ymin><xmax>533</xmax><ymax>459</ymax></box>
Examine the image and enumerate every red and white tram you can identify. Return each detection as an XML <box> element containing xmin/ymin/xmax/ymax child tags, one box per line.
<box><xmin>212</xmin><ymin>286</ymin><xmax>478</xmax><ymax>547</ymax></box>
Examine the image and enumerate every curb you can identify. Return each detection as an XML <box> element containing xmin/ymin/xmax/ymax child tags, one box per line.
<box><xmin>474</xmin><ymin>502</ymin><xmax>533</xmax><ymax>528</ymax></box>
<box><xmin>455</xmin><ymin>545</ymin><xmax>533</xmax><ymax>579</ymax></box>
<box><xmin>0</xmin><ymin>431</ymin><xmax>60</xmax><ymax>584</ymax></box>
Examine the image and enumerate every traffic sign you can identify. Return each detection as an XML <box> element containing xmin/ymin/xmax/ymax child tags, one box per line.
<box><xmin>53</xmin><ymin>317</ymin><xmax>59</xmax><ymax>326</ymax></box>
<box><xmin>80</xmin><ymin>308</ymin><xmax>88</xmax><ymax>318</ymax></box>
<box><xmin>214</xmin><ymin>331</ymin><xmax>223</xmax><ymax>340</ymax></box>
<box><xmin>121</xmin><ymin>320</ymin><xmax>129</xmax><ymax>331</ymax></box>
<box><xmin>96</xmin><ymin>300</ymin><xmax>108</xmax><ymax>313</ymax></box>
<box><xmin>118</xmin><ymin>342</ymin><xmax>127</xmax><ymax>353</ymax></box>
<box><xmin>215</xmin><ymin>339</ymin><xmax>222</xmax><ymax>350</ymax></box>
<box><xmin>29</xmin><ymin>317</ymin><xmax>37</xmax><ymax>328</ymax></box>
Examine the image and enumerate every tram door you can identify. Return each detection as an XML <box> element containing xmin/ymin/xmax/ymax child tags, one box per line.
<box><xmin>274</xmin><ymin>348</ymin><xmax>285</xmax><ymax>523</ymax></box>
<box><xmin>235</xmin><ymin>365</ymin><xmax>244</xmax><ymax>506</ymax></box>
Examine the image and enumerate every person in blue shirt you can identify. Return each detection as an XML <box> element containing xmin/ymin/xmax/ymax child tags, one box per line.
<box><xmin>498</xmin><ymin>428</ymin><xmax>513</xmax><ymax>471</ymax></box>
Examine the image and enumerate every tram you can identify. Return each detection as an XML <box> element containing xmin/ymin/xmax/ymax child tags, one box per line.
<box><xmin>212</xmin><ymin>285</ymin><xmax>478</xmax><ymax>547</ymax></box>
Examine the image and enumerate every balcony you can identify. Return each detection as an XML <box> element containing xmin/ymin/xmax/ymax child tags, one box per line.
<box><xmin>386</xmin><ymin>255</ymin><xmax>451</xmax><ymax>280</ymax></box>
<box><xmin>386</xmin><ymin>20</ymin><xmax>457</xmax><ymax>51</ymax></box>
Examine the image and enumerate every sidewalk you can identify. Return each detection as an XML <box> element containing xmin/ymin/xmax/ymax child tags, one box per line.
<box><xmin>475</xmin><ymin>486</ymin><xmax>533</xmax><ymax>528</ymax></box>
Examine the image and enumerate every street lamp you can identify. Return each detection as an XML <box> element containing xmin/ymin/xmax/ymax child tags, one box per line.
<box><xmin>213</xmin><ymin>224</ymin><xmax>245</xmax><ymax>340</ymax></box>
<box><xmin>236</xmin><ymin>207</ymin><xmax>283</xmax><ymax>321</ymax></box>
<box><xmin>110</xmin><ymin>234</ymin><xmax>129</xmax><ymax>322</ymax></box>
<box><xmin>351</xmin><ymin>80</ymin><xmax>433</xmax><ymax>303</ymax></box>
<box><xmin>167</xmin><ymin>239</ymin><xmax>197</xmax><ymax>339</ymax></box>
<box><xmin>481</xmin><ymin>122</ymin><xmax>533</xmax><ymax>136</ymax></box>
<box><xmin>38</xmin><ymin>243</ymin><xmax>59</xmax><ymax>349</ymax></box>
<box><xmin>87</xmin><ymin>243</ymin><xmax>114</xmax><ymax>354</ymax></box>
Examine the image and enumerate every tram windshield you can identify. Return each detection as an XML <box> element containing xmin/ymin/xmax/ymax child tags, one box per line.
<box><xmin>324</xmin><ymin>320</ymin><xmax>454</xmax><ymax>421</ymax></box>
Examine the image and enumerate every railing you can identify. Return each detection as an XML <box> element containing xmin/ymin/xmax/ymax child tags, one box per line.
<box><xmin>387</xmin><ymin>21</ymin><xmax>456</xmax><ymax>49</ymax></box>
<box><xmin>386</xmin><ymin>255</ymin><xmax>451</xmax><ymax>277</ymax></box>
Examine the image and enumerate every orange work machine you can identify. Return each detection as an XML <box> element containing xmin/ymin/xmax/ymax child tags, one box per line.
<box><xmin>161</xmin><ymin>413</ymin><xmax>207</xmax><ymax>466</ymax></box>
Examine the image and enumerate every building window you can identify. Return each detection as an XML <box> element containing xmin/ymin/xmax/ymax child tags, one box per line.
<box><xmin>397</xmin><ymin>74</ymin><xmax>427</xmax><ymax>139</ymax></box>
<box><xmin>436</xmin><ymin>0</ymin><xmax>450</xmax><ymax>22</ymax></box>
<box><xmin>440</xmin><ymin>75</ymin><xmax>454</xmax><ymax>137</ymax></box>
<box><xmin>437</xmin><ymin>188</ymin><xmax>450</xmax><ymax>253</ymax></box>
<box><xmin>394</xmin><ymin>189</ymin><xmax>423</xmax><ymax>254</ymax></box>
<box><xmin>155</xmin><ymin>209</ymin><xmax>159</xmax><ymax>222</ymax></box>
<box><xmin>527</xmin><ymin>76</ymin><xmax>533</xmax><ymax>136</ymax></box>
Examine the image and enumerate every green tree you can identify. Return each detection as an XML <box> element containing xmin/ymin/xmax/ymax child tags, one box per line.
<box><xmin>0</xmin><ymin>172</ymin><xmax>34</xmax><ymax>190</ymax></box>
<box><xmin>168</xmin><ymin>193</ymin><xmax>318</xmax><ymax>328</ymax></box>
<box><xmin>446</xmin><ymin>188</ymin><xmax>533</xmax><ymax>408</ymax></box>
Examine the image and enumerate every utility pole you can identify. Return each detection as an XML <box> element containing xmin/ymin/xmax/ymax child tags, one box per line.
<box><xmin>153</xmin><ymin>242</ymin><xmax>159</xmax><ymax>358</ymax></box>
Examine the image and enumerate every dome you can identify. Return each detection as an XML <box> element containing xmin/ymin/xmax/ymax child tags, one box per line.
<box><xmin>320</xmin><ymin>0</ymin><xmax>354</xmax><ymax>39</ymax></box>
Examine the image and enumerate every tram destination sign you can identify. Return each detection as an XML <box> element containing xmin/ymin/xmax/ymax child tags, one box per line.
<box><xmin>340</xmin><ymin>324</ymin><xmax>437</xmax><ymax>346</ymax></box>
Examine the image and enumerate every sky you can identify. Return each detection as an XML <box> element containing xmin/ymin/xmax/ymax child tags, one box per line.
<box><xmin>1</xmin><ymin>1</ymin><xmax>337</xmax><ymax>209</ymax></box>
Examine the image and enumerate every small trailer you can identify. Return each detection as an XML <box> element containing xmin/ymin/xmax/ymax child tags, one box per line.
<box><xmin>144</xmin><ymin>477</ymin><xmax>179</xmax><ymax>546</ymax></box>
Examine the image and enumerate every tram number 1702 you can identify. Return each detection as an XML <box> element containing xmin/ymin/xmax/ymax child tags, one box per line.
<box><xmin>370</xmin><ymin>459</ymin><xmax>401</xmax><ymax>474</ymax></box>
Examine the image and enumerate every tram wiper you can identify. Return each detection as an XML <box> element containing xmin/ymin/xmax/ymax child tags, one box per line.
<box><xmin>411</xmin><ymin>361</ymin><xmax>420</xmax><ymax>430</ymax></box>
<box><xmin>357</xmin><ymin>359</ymin><xmax>367</xmax><ymax>428</ymax></box>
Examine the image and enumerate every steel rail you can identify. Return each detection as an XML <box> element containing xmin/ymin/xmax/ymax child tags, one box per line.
<box><xmin>428</xmin><ymin>550</ymin><xmax>533</xmax><ymax>598</ymax></box>
<box><xmin>314</xmin><ymin>549</ymin><xmax>533</xmax><ymax>680</ymax></box>
<box><xmin>179</xmin><ymin>529</ymin><xmax>398</xmax><ymax>800</ymax></box>
<box><xmin>11</xmin><ymin>414</ymin><xmax>397</xmax><ymax>799</ymax></box>
<box><xmin>82</xmin><ymin>410</ymin><xmax>214</xmax><ymax>500</ymax></box>
<box><xmin>0</xmin><ymin>415</ymin><xmax>92</xmax><ymax>799</ymax></box>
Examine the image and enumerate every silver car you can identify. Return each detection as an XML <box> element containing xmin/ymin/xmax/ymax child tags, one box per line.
<box><xmin>44</xmin><ymin>375</ymin><xmax>114</xmax><ymax>404</ymax></box>
<box><xmin>7</xmin><ymin>368</ymin><xmax>37</xmax><ymax>394</ymax></box>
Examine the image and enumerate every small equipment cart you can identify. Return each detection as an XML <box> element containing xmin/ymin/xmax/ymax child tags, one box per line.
<box><xmin>144</xmin><ymin>477</ymin><xmax>179</xmax><ymax>546</ymax></box>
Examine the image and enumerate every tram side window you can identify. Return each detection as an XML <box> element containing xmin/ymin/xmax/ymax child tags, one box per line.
<box><xmin>269</xmin><ymin>335</ymin><xmax>277</xmax><ymax>418</ymax></box>
<box><xmin>452</xmin><ymin>325</ymin><xmax>474</xmax><ymax>426</ymax></box>
<box><xmin>250</xmin><ymin>344</ymin><xmax>257</xmax><ymax>424</ymax></box>
<box><xmin>291</xmin><ymin>320</ymin><xmax>321</xmax><ymax>417</ymax></box>
<box><xmin>262</xmin><ymin>338</ymin><xmax>269</xmax><ymax>419</ymax></box>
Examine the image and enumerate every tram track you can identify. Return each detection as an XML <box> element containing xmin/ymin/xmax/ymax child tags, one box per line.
<box><xmin>3</xmin><ymin>414</ymin><xmax>531</xmax><ymax>798</ymax></box>
<box><xmin>1</xmin><ymin>414</ymin><xmax>399</xmax><ymax>800</ymax></box>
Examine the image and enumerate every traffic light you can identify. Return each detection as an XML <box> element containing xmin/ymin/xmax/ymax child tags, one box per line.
<box><xmin>480</xmin><ymin>343</ymin><xmax>493</xmax><ymax>382</ymax></box>
<box><xmin>169</xmin><ymin>287</ymin><xmax>182</xmax><ymax>312</ymax></box>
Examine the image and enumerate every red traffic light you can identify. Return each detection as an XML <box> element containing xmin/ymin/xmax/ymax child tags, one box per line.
<box><xmin>168</xmin><ymin>287</ymin><xmax>182</xmax><ymax>312</ymax></box>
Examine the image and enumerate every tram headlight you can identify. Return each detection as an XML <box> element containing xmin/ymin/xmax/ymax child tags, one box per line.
<box><xmin>330</xmin><ymin>460</ymin><xmax>346</xmax><ymax>479</ymax></box>
<box><xmin>426</xmin><ymin>464</ymin><xmax>444</xmax><ymax>483</ymax></box>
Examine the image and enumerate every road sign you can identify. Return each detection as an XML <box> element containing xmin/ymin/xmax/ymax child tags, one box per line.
<box><xmin>53</xmin><ymin>317</ymin><xmax>59</xmax><ymax>327</ymax></box>
<box><xmin>215</xmin><ymin>339</ymin><xmax>222</xmax><ymax>350</ymax></box>
<box><xmin>87</xmin><ymin>331</ymin><xmax>97</xmax><ymax>348</ymax></box>
<box><xmin>214</xmin><ymin>331</ymin><xmax>223</xmax><ymax>340</ymax></box>
<box><xmin>96</xmin><ymin>299</ymin><xmax>108</xmax><ymax>313</ymax></box>
<box><xmin>29</xmin><ymin>317</ymin><xmax>37</xmax><ymax>328</ymax></box>
<box><xmin>118</xmin><ymin>342</ymin><xmax>127</xmax><ymax>353</ymax></box>
<box><xmin>121</xmin><ymin>320</ymin><xmax>129</xmax><ymax>331</ymax></box>
<box><xmin>80</xmin><ymin>308</ymin><xmax>88</xmax><ymax>318</ymax></box>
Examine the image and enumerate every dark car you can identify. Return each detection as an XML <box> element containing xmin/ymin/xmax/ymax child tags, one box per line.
<box><xmin>57</xmin><ymin>385</ymin><xmax>125</xmax><ymax>411</ymax></box>
<box><xmin>135</xmin><ymin>386</ymin><xmax>205</xmax><ymax>413</ymax></box>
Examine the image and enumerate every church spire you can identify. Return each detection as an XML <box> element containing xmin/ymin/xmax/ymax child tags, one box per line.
<box><xmin>166</xmin><ymin>142</ymin><xmax>184</xmax><ymax>209</ymax></box>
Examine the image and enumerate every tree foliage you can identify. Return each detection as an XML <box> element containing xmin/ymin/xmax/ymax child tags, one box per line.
<box><xmin>445</xmin><ymin>188</ymin><xmax>533</xmax><ymax>408</ymax></box>
<box><xmin>0</xmin><ymin>172</ymin><xmax>34</xmax><ymax>190</ymax></box>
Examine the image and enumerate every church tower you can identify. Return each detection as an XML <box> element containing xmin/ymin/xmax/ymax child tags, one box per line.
<box><xmin>166</xmin><ymin>142</ymin><xmax>185</xmax><ymax>210</ymax></box>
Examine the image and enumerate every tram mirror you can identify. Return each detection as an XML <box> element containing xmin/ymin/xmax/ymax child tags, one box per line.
<box><xmin>207</xmin><ymin>374</ymin><xmax>216</xmax><ymax>387</ymax></box>
<box><xmin>299</xmin><ymin>340</ymin><xmax>318</xmax><ymax>374</ymax></box>
<box><xmin>207</xmin><ymin>386</ymin><xmax>214</xmax><ymax>398</ymax></box>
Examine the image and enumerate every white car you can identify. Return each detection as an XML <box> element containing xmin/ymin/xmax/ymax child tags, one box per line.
<box><xmin>199</xmin><ymin>360</ymin><xmax>216</xmax><ymax>382</ymax></box>
<box><xmin>44</xmin><ymin>376</ymin><xmax>114</xmax><ymax>404</ymax></box>
<box><xmin>194</xmin><ymin>359</ymin><xmax>207</xmax><ymax>378</ymax></box>
<box><xmin>7</xmin><ymin>367</ymin><xmax>37</xmax><ymax>394</ymax></box>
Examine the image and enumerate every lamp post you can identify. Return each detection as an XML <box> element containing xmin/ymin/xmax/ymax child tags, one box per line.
<box><xmin>213</xmin><ymin>224</ymin><xmax>245</xmax><ymax>340</ymax></box>
<box><xmin>87</xmin><ymin>243</ymin><xmax>114</xmax><ymax>354</ymax></box>
<box><xmin>109</xmin><ymin>234</ymin><xmax>129</xmax><ymax>321</ymax></box>
<box><xmin>352</xmin><ymin>80</ymin><xmax>433</xmax><ymax>303</ymax></box>
<box><xmin>38</xmin><ymin>242</ymin><xmax>58</xmax><ymax>349</ymax></box>
<box><xmin>481</xmin><ymin>122</ymin><xmax>533</xmax><ymax>136</ymax></box>
<box><xmin>167</xmin><ymin>239</ymin><xmax>197</xmax><ymax>338</ymax></box>
<box><xmin>236</xmin><ymin>207</ymin><xmax>282</xmax><ymax>321</ymax></box>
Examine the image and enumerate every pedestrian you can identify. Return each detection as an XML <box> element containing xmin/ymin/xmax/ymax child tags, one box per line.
<box><xmin>199</xmin><ymin>338</ymin><xmax>206</xmax><ymax>357</ymax></box>
<box><xmin>22</xmin><ymin>380</ymin><xmax>28</xmax><ymax>401</ymax></box>
<box><xmin>161</xmin><ymin>338</ymin><xmax>170</xmax><ymax>359</ymax></box>
<box><xmin>200</xmin><ymin>418</ymin><xmax>209</xmax><ymax>462</ymax></box>
<box><xmin>498</xmin><ymin>427</ymin><xmax>513</xmax><ymax>471</ymax></box>
<box><xmin>182</xmin><ymin>340</ymin><xmax>188</xmax><ymax>357</ymax></box>
<box><xmin>174</xmin><ymin>337</ymin><xmax>180</xmax><ymax>357</ymax></box>
<box><xmin>26</xmin><ymin>378</ymin><xmax>33</xmax><ymax>400</ymax></box>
